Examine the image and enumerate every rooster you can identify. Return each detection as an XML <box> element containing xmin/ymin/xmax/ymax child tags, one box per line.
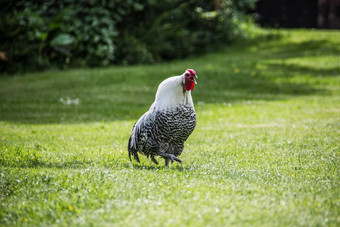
<box><xmin>128</xmin><ymin>69</ymin><xmax>198</xmax><ymax>166</ymax></box>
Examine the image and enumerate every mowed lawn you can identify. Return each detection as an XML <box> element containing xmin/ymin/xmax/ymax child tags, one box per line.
<box><xmin>0</xmin><ymin>30</ymin><xmax>339</xmax><ymax>226</ymax></box>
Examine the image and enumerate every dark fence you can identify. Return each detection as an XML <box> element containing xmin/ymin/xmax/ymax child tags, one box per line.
<box><xmin>254</xmin><ymin>0</ymin><xmax>340</xmax><ymax>29</ymax></box>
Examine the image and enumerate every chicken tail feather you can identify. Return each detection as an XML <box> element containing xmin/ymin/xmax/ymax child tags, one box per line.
<box><xmin>128</xmin><ymin>136</ymin><xmax>140</xmax><ymax>163</ymax></box>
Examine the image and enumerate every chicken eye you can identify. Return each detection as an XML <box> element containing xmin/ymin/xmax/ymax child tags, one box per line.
<box><xmin>185</xmin><ymin>74</ymin><xmax>189</xmax><ymax>77</ymax></box>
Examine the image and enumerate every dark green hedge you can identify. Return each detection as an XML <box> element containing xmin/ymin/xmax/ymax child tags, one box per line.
<box><xmin>0</xmin><ymin>0</ymin><xmax>257</xmax><ymax>73</ymax></box>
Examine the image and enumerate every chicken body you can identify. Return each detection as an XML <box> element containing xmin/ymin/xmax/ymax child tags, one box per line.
<box><xmin>128</xmin><ymin>69</ymin><xmax>197</xmax><ymax>166</ymax></box>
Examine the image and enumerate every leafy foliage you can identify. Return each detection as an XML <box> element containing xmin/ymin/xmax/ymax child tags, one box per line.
<box><xmin>0</xmin><ymin>0</ymin><xmax>257</xmax><ymax>73</ymax></box>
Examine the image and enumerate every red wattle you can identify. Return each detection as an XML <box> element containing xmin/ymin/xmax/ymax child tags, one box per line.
<box><xmin>185</xmin><ymin>80</ymin><xmax>192</xmax><ymax>91</ymax></box>
<box><xmin>191</xmin><ymin>83</ymin><xmax>195</xmax><ymax>90</ymax></box>
<box><xmin>185</xmin><ymin>83</ymin><xmax>191</xmax><ymax>91</ymax></box>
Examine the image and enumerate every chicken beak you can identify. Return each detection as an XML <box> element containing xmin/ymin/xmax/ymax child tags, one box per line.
<box><xmin>194</xmin><ymin>75</ymin><xmax>198</xmax><ymax>84</ymax></box>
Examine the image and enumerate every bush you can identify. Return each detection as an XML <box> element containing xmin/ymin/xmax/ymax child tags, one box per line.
<box><xmin>0</xmin><ymin>0</ymin><xmax>257</xmax><ymax>74</ymax></box>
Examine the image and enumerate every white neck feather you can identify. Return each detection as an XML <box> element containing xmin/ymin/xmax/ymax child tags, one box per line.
<box><xmin>151</xmin><ymin>75</ymin><xmax>194</xmax><ymax>111</ymax></box>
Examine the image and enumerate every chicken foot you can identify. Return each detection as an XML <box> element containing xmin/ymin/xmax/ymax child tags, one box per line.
<box><xmin>159</xmin><ymin>153</ymin><xmax>182</xmax><ymax>167</ymax></box>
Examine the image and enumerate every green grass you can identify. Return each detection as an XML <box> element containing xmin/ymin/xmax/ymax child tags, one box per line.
<box><xmin>1</xmin><ymin>29</ymin><xmax>339</xmax><ymax>226</ymax></box>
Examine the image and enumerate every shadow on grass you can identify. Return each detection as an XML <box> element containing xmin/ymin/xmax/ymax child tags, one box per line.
<box><xmin>0</xmin><ymin>157</ymin><xmax>190</xmax><ymax>171</ymax></box>
<box><xmin>266</xmin><ymin>63</ymin><xmax>340</xmax><ymax>77</ymax></box>
<box><xmin>0</xmin><ymin>34</ymin><xmax>337</xmax><ymax>124</ymax></box>
<box><xmin>118</xmin><ymin>162</ymin><xmax>191</xmax><ymax>171</ymax></box>
<box><xmin>0</xmin><ymin>159</ymin><xmax>95</xmax><ymax>169</ymax></box>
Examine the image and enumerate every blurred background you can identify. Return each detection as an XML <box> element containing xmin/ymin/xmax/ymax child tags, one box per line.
<box><xmin>255</xmin><ymin>0</ymin><xmax>340</xmax><ymax>29</ymax></box>
<box><xmin>0</xmin><ymin>0</ymin><xmax>339</xmax><ymax>74</ymax></box>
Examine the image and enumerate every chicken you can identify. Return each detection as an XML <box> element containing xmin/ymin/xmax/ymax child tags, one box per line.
<box><xmin>128</xmin><ymin>69</ymin><xmax>198</xmax><ymax>166</ymax></box>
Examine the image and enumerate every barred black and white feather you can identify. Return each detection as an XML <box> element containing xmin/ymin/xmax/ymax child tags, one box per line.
<box><xmin>128</xmin><ymin>70</ymin><xmax>197</xmax><ymax>166</ymax></box>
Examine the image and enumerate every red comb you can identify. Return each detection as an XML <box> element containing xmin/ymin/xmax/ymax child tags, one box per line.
<box><xmin>186</xmin><ymin>69</ymin><xmax>196</xmax><ymax>75</ymax></box>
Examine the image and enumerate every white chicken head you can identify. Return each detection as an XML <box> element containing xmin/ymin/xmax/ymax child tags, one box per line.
<box><xmin>183</xmin><ymin>69</ymin><xmax>198</xmax><ymax>91</ymax></box>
